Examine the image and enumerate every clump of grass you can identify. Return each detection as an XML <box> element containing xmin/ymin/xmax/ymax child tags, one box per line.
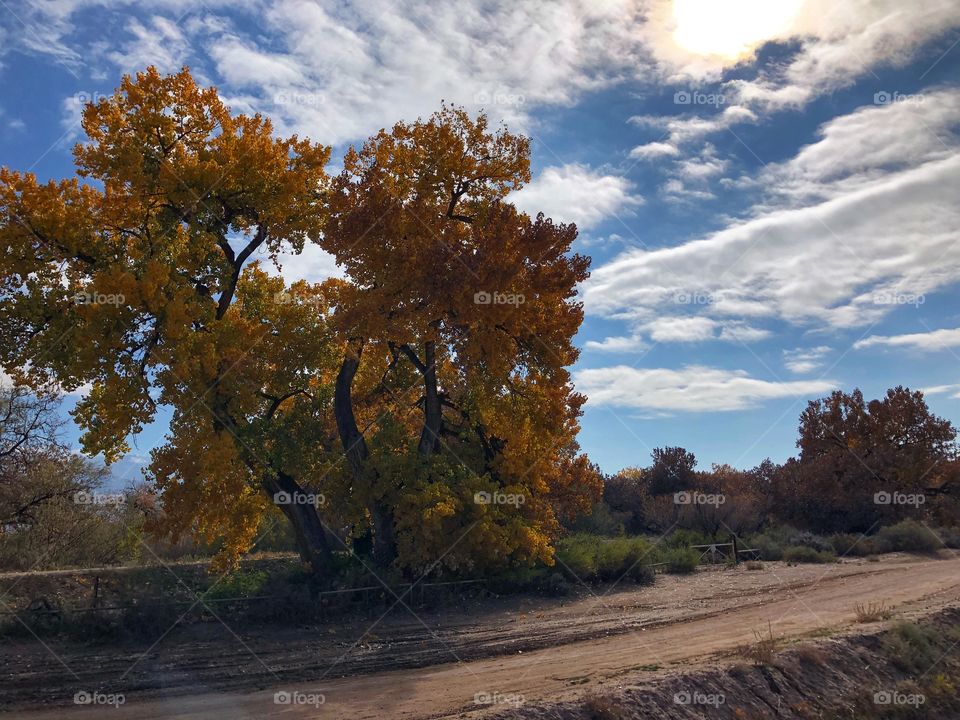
<box><xmin>582</xmin><ymin>691</ymin><xmax>626</xmax><ymax>720</ymax></box>
<box><xmin>884</xmin><ymin>620</ymin><xmax>940</xmax><ymax>674</ymax></box>
<box><xmin>745</xmin><ymin>560</ymin><xmax>764</xmax><ymax>571</ymax></box>
<box><xmin>854</xmin><ymin>600</ymin><xmax>893</xmax><ymax>623</ymax></box>
<box><xmin>794</xmin><ymin>644</ymin><xmax>828</xmax><ymax>667</ymax></box>
<box><xmin>738</xmin><ymin>621</ymin><xmax>778</xmax><ymax>666</ymax></box>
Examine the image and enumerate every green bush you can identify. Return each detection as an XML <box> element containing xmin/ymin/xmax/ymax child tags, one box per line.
<box><xmin>884</xmin><ymin>621</ymin><xmax>940</xmax><ymax>673</ymax></box>
<box><xmin>830</xmin><ymin>533</ymin><xmax>874</xmax><ymax>557</ymax></box>
<box><xmin>788</xmin><ymin>530</ymin><xmax>833</xmax><ymax>553</ymax></box>
<box><xmin>204</xmin><ymin>570</ymin><xmax>269</xmax><ymax>601</ymax></box>
<box><xmin>783</xmin><ymin>545</ymin><xmax>836</xmax><ymax>564</ymax></box>
<box><xmin>875</xmin><ymin>519</ymin><xmax>944</xmax><ymax>554</ymax></box>
<box><xmin>749</xmin><ymin>534</ymin><xmax>785</xmax><ymax>561</ymax></box>
<box><xmin>660</xmin><ymin>546</ymin><xmax>699</xmax><ymax>573</ymax></box>
<box><xmin>556</xmin><ymin>534</ymin><xmax>600</xmax><ymax>581</ymax></box>
<box><xmin>556</xmin><ymin>534</ymin><xmax>657</xmax><ymax>584</ymax></box>
<box><xmin>665</xmin><ymin>529</ymin><xmax>713</xmax><ymax>548</ymax></box>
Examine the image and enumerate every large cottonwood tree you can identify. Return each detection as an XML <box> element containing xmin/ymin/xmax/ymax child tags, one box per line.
<box><xmin>0</xmin><ymin>68</ymin><xmax>600</xmax><ymax>577</ymax></box>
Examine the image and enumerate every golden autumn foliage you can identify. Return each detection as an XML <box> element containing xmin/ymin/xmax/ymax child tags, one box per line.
<box><xmin>0</xmin><ymin>67</ymin><xmax>601</xmax><ymax>578</ymax></box>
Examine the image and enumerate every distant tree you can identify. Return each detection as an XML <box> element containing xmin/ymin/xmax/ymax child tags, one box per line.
<box><xmin>646</xmin><ymin>446</ymin><xmax>698</xmax><ymax>496</ymax></box>
<box><xmin>789</xmin><ymin>387</ymin><xmax>957</xmax><ymax>532</ymax></box>
<box><xmin>603</xmin><ymin>467</ymin><xmax>648</xmax><ymax>533</ymax></box>
<box><xmin>0</xmin><ymin>384</ymin><xmax>80</xmax><ymax>526</ymax></box>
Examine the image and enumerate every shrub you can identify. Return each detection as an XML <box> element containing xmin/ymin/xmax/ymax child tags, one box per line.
<box><xmin>595</xmin><ymin>538</ymin><xmax>633</xmax><ymax>581</ymax></box>
<box><xmin>788</xmin><ymin>530</ymin><xmax>833</xmax><ymax>553</ymax></box>
<box><xmin>661</xmin><ymin>546</ymin><xmax>699</xmax><ymax>574</ymax></box>
<box><xmin>854</xmin><ymin>601</ymin><xmax>893</xmax><ymax>623</ymax></box>
<box><xmin>747</xmin><ymin>528</ymin><xmax>791</xmax><ymax>560</ymax></box>
<box><xmin>738</xmin><ymin>622</ymin><xmax>777</xmax><ymax>665</ymax></box>
<box><xmin>556</xmin><ymin>534</ymin><xmax>599</xmax><ymax>581</ymax></box>
<box><xmin>830</xmin><ymin>533</ymin><xmax>874</xmax><ymax>557</ymax></box>
<box><xmin>884</xmin><ymin>621</ymin><xmax>940</xmax><ymax>673</ymax></box>
<box><xmin>783</xmin><ymin>545</ymin><xmax>836</xmax><ymax>564</ymax></box>
<box><xmin>204</xmin><ymin>570</ymin><xmax>268</xmax><ymax>601</ymax></box>
<box><xmin>933</xmin><ymin>526</ymin><xmax>960</xmax><ymax>549</ymax></box>
<box><xmin>556</xmin><ymin>534</ymin><xmax>657</xmax><ymax>585</ymax></box>
<box><xmin>875</xmin><ymin>519</ymin><xmax>944</xmax><ymax>554</ymax></box>
<box><xmin>665</xmin><ymin>528</ymin><xmax>713</xmax><ymax>548</ymax></box>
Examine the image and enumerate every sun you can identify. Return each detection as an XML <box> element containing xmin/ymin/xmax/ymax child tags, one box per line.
<box><xmin>672</xmin><ymin>0</ymin><xmax>804</xmax><ymax>59</ymax></box>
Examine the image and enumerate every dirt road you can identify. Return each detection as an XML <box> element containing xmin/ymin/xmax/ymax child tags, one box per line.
<box><xmin>9</xmin><ymin>553</ymin><xmax>960</xmax><ymax>719</ymax></box>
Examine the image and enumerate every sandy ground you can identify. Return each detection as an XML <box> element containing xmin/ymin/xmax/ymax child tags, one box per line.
<box><xmin>5</xmin><ymin>552</ymin><xmax>960</xmax><ymax>718</ymax></box>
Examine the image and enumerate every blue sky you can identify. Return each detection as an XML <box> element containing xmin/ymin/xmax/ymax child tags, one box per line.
<box><xmin>2</xmin><ymin>0</ymin><xmax>960</xmax><ymax>484</ymax></box>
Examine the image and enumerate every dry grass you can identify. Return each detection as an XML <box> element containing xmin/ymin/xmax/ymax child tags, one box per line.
<box><xmin>854</xmin><ymin>600</ymin><xmax>893</xmax><ymax>623</ymax></box>
<box><xmin>794</xmin><ymin>644</ymin><xmax>829</xmax><ymax>667</ymax></box>
<box><xmin>582</xmin><ymin>692</ymin><xmax>626</xmax><ymax>720</ymax></box>
<box><xmin>737</xmin><ymin>621</ymin><xmax>778</xmax><ymax>665</ymax></box>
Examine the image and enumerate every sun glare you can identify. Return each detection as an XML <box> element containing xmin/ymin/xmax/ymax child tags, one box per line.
<box><xmin>672</xmin><ymin>0</ymin><xmax>803</xmax><ymax>59</ymax></box>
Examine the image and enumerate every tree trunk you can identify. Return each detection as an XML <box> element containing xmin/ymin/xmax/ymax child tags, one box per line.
<box><xmin>417</xmin><ymin>341</ymin><xmax>442</xmax><ymax>455</ymax></box>
<box><xmin>334</xmin><ymin>338</ymin><xmax>397</xmax><ymax>566</ymax></box>
<box><xmin>334</xmin><ymin>338</ymin><xmax>370</xmax><ymax>477</ymax></box>
<box><xmin>263</xmin><ymin>472</ymin><xmax>333</xmax><ymax>578</ymax></box>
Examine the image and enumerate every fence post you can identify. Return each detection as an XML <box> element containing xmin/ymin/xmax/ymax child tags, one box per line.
<box><xmin>732</xmin><ymin>535</ymin><xmax>739</xmax><ymax>565</ymax></box>
<box><xmin>91</xmin><ymin>576</ymin><xmax>101</xmax><ymax>609</ymax></box>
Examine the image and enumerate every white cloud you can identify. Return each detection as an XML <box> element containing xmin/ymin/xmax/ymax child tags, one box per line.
<box><xmin>204</xmin><ymin>0</ymin><xmax>654</xmax><ymax>144</ymax></box>
<box><xmin>584</xmin><ymin>335</ymin><xmax>648</xmax><ymax>353</ymax></box>
<box><xmin>923</xmin><ymin>383</ymin><xmax>960</xmax><ymax>399</ymax></box>
<box><xmin>783</xmin><ymin>346</ymin><xmax>831</xmax><ymax>373</ymax></box>
<box><xmin>106</xmin><ymin>16</ymin><xmax>191</xmax><ymax>74</ymax></box>
<box><xmin>209</xmin><ymin>37</ymin><xmax>306</xmax><ymax>87</ymax></box>
<box><xmin>724</xmin><ymin>0</ymin><xmax>960</xmax><ymax>111</ymax></box>
<box><xmin>854</xmin><ymin>327</ymin><xmax>960</xmax><ymax>351</ymax></box>
<box><xmin>511</xmin><ymin>164</ymin><xmax>642</xmax><ymax>230</ymax></box>
<box><xmin>629</xmin><ymin>141</ymin><xmax>680</xmax><ymax>160</ymax></box>
<box><xmin>575</xmin><ymin>364</ymin><xmax>836</xmax><ymax>412</ymax></box>
<box><xmin>273</xmin><ymin>242</ymin><xmax>344</xmax><ymax>285</ymax></box>
<box><xmin>631</xmin><ymin>105</ymin><xmax>758</xmax><ymax>147</ymax></box>
<box><xmin>584</xmin><ymin>91</ymin><xmax>960</xmax><ymax>336</ymax></box>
